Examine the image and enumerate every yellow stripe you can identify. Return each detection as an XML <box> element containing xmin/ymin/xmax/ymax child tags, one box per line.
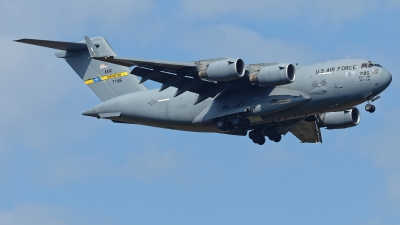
<box><xmin>85</xmin><ymin>79</ymin><xmax>94</xmax><ymax>85</ymax></box>
<box><xmin>103</xmin><ymin>71</ymin><xmax>129</xmax><ymax>80</ymax></box>
<box><xmin>85</xmin><ymin>71</ymin><xmax>129</xmax><ymax>85</ymax></box>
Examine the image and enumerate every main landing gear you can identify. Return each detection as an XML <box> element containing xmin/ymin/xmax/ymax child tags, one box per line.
<box><xmin>249</xmin><ymin>130</ymin><xmax>265</xmax><ymax>145</ymax></box>
<box><xmin>248</xmin><ymin>129</ymin><xmax>282</xmax><ymax>145</ymax></box>
<box><xmin>365</xmin><ymin>103</ymin><xmax>376</xmax><ymax>113</ymax></box>
<box><xmin>214</xmin><ymin>117</ymin><xmax>282</xmax><ymax>146</ymax></box>
<box><xmin>215</xmin><ymin>117</ymin><xmax>250</xmax><ymax>131</ymax></box>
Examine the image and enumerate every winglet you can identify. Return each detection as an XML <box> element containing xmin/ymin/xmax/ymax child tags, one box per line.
<box><xmin>84</xmin><ymin>36</ymin><xmax>102</xmax><ymax>57</ymax></box>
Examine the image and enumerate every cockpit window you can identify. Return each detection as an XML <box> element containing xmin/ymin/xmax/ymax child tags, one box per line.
<box><xmin>362</xmin><ymin>62</ymin><xmax>382</xmax><ymax>68</ymax></box>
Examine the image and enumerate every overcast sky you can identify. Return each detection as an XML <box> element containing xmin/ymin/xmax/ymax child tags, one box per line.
<box><xmin>1</xmin><ymin>0</ymin><xmax>400</xmax><ymax>224</ymax></box>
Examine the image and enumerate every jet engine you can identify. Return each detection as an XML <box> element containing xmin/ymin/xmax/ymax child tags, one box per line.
<box><xmin>249</xmin><ymin>63</ymin><xmax>296</xmax><ymax>86</ymax></box>
<box><xmin>319</xmin><ymin>108</ymin><xmax>361</xmax><ymax>129</ymax></box>
<box><xmin>198</xmin><ymin>58</ymin><xmax>245</xmax><ymax>81</ymax></box>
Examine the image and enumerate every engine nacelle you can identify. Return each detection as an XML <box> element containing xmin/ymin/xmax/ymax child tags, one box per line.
<box><xmin>198</xmin><ymin>58</ymin><xmax>245</xmax><ymax>81</ymax></box>
<box><xmin>319</xmin><ymin>108</ymin><xmax>361</xmax><ymax>129</ymax></box>
<box><xmin>249</xmin><ymin>63</ymin><xmax>296</xmax><ymax>86</ymax></box>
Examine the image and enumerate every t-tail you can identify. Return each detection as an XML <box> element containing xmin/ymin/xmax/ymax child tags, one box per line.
<box><xmin>15</xmin><ymin>36</ymin><xmax>147</xmax><ymax>101</ymax></box>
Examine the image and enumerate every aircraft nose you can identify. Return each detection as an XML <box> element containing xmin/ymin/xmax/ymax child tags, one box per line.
<box><xmin>381</xmin><ymin>68</ymin><xmax>392</xmax><ymax>89</ymax></box>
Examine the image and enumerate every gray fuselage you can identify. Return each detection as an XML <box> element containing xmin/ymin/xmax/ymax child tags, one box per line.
<box><xmin>83</xmin><ymin>59</ymin><xmax>392</xmax><ymax>134</ymax></box>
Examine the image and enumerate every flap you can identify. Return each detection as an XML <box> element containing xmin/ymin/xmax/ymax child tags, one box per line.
<box><xmin>290</xmin><ymin>120</ymin><xmax>322</xmax><ymax>143</ymax></box>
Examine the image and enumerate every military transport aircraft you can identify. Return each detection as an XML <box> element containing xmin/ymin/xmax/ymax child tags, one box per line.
<box><xmin>15</xmin><ymin>36</ymin><xmax>392</xmax><ymax>145</ymax></box>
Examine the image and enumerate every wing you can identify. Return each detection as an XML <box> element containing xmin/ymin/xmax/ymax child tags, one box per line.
<box><xmin>82</xmin><ymin>36</ymin><xmax>233</xmax><ymax>104</ymax></box>
<box><xmin>82</xmin><ymin>37</ymin><xmax>287</xmax><ymax>105</ymax></box>
<box><xmin>92</xmin><ymin>55</ymin><xmax>198</xmax><ymax>72</ymax></box>
<box><xmin>290</xmin><ymin>120</ymin><xmax>323</xmax><ymax>143</ymax></box>
<box><xmin>131</xmin><ymin>67</ymin><xmax>227</xmax><ymax>104</ymax></box>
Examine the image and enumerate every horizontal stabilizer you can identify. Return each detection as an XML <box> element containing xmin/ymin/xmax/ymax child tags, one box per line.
<box><xmin>84</xmin><ymin>36</ymin><xmax>103</xmax><ymax>57</ymax></box>
<box><xmin>14</xmin><ymin>38</ymin><xmax>97</xmax><ymax>51</ymax></box>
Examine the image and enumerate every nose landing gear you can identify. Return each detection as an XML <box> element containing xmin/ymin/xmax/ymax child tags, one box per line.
<box><xmin>365</xmin><ymin>95</ymin><xmax>381</xmax><ymax>113</ymax></box>
<box><xmin>365</xmin><ymin>103</ymin><xmax>376</xmax><ymax>113</ymax></box>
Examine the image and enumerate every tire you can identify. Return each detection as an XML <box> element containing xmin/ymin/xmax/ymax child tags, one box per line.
<box><xmin>370</xmin><ymin>105</ymin><xmax>376</xmax><ymax>113</ymax></box>
<box><xmin>273</xmin><ymin>134</ymin><xmax>282</xmax><ymax>142</ymax></box>
<box><xmin>251</xmin><ymin>135</ymin><xmax>260</xmax><ymax>143</ymax></box>
<box><xmin>257</xmin><ymin>136</ymin><xmax>266</xmax><ymax>145</ymax></box>
<box><xmin>249</xmin><ymin>131</ymin><xmax>256</xmax><ymax>139</ymax></box>
<box><xmin>243</xmin><ymin>119</ymin><xmax>251</xmax><ymax>128</ymax></box>
<box><xmin>216</xmin><ymin>120</ymin><xmax>226</xmax><ymax>130</ymax></box>
<box><xmin>231</xmin><ymin>117</ymin><xmax>242</xmax><ymax>127</ymax></box>
<box><xmin>365</xmin><ymin>104</ymin><xmax>372</xmax><ymax>112</ymax></box>
<box><xmin>225</xmin><ymin>122</ymin><xmax>233</xmax><ymax>131</ymax></box>
<box><xmin>264</xmin><ymin>129</ymin><xmax>271</xmax><ymax>137</ymax></box>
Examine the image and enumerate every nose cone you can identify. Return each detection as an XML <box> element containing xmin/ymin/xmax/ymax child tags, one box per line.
<box><xmin>381</xmin><ymin>68</ymin><xmax>392</xmax><ymax>89</ymax></box>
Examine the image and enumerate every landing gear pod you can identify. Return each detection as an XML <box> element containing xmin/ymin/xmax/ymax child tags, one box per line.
<box><xmin>199</xmin><ymin>58</ymin><xmax>245</xmax><ymax>81</ymax></box>
<box><xmin>319</xmin><ymin>108</ymin><xmax>361</xmax><ymax>129</ymax></box>
<box><xmin>249</xmin><ymin>63</ymin><xmax>296</xmax><ymax>86</ymax></box>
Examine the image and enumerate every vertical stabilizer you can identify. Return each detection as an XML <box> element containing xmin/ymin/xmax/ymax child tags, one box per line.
<box><xmin>16</xmin><ymin>37</ymin><xmax>147</xmax><ymax>101</ymax></box>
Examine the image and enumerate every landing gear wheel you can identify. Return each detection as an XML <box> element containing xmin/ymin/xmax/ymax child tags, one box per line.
<box><xmin>231</xmin><ymin>117</ymin><xmax>243</xmax><ymax>127</ymax></box>
<box><xmin>365</xmin><ymin>104</ymin><xmax>376</xmax><ymax>113</ymax></box>
<box><xmin>369</xmin><ymin>105</ymin><xmax>376</xmax><ymax>113</ymax></box>
<box><xmin>252</xmin><ymin>136</ymin><xmax>259</xmax><ymax>144</ymax></box>
<box><xmin>257</xmin><ymin>136</ymin><xmax>266</xmax><ymax>145</ymax></box>
<box><xmin>267</xmin><ymin>133</ymin><xmax>281</xmax><ymax>142</ymax></box>
<box><xmin>249</xmin><ymin>130</ymin><xmax>256</xmax><ymax>140</ymax></box>
<box><xmin>273</xmin><ymin>134</ymin><xmax>282</xmax><ymax>143</ymax></box>
<box><xmin>249</xmin><ymin>130</ymin><xmax>264</xmax><ymax>145</ymax></box>
<box><xmin>216</xmin><ymin>120</ymin><xmax>227</xmax><ymax>130</ymax></box>
<box><xmin>365</xmin><ymin>104</ymin><xmax>372</xmax><ymax>112</ymax></box>
<box><xmin>226</xmin><ymin>122</ymin><xmax>234</xmax><ymax>131</ymax></box>
<box><xmin>243</xmin><ymin>119</ymin><xmax>251</xmax><ymax>128</ymax></box>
